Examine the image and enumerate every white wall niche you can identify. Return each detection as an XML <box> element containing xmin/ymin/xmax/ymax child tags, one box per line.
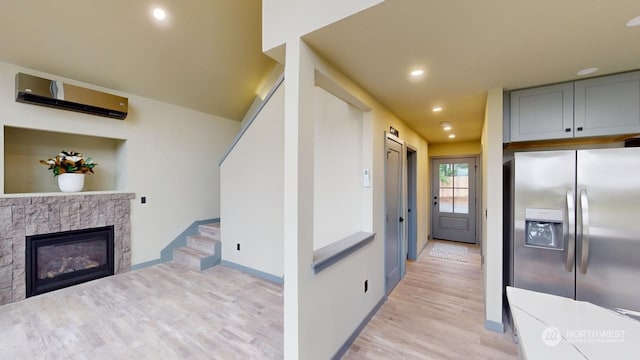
<box><xmin>313</xmin><ymin>86</ymin><xmax>366</xmax><ymax>251</ymax></box>
<box><xmin>3</xmin><ymin>126</ymin><xmax>124</xmax><ymax>194</ymax></box>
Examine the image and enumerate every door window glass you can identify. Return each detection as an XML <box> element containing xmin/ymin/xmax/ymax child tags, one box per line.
<box><xmin>439</xmin><ymin>187</ymin><xmax>453</xmax><ymax>213</ymax></box>
<box><xmin>439</xmin><ymin>162</ymin><xmax>470</xmax><ymax>214</ymax></box>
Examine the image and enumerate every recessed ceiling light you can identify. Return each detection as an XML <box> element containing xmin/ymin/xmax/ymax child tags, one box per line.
<box><xmin>626</xmin><ymin>15</ymin><xmax>640</xmax><ymax>27</ymax></box>
<box><xmin>577</xmin><ymin>67</ymin><xmax>598</xmax><ymax>76</ymax></box>
<box><xmin>153</xmin><ymin>8</ymin><xmax>166</xmax><ymax>20</ymax></box>
<box><xmin>448</xmin><ymin>134</ymin><xmax>456</xmax><ymax>139</ymax></box>
<box><xmin>410</xmin><ymin>69</ymin><xmax>424</xmax><ymax>77</ymax></box>
<box><xmin>440</xmin><ymin>122</ymin><xmax>452</xmax><ymax>131</ymax></box>
<box><xmin>432</xmin><ymin>106</ymin><xmax>443</xmax><ymax>112</ymax></box>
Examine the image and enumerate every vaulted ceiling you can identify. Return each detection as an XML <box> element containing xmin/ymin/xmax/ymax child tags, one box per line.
<box><xmin>1</xmin><ymin>1</ymin><xmax>639</xmax><ymax>144</ymax></box>
<box><xmin>0</xmin><ymin>0</ymin><xmax>274</xmax><ymax>121</ymax></box>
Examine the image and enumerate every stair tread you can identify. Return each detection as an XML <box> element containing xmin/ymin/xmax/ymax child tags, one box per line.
<box><xmin>187</xmin><ymin>235</ymin><xmax>218</xmax><ymax>255</ymax></box>
<box><xmin>198</xmin><ymin>223</ymin><xmax>221</xmax><ymax>241</ymax></box>
<box><xmin>173</xmin><ymin>222</ymin><xmax>221</xmax><ymax>271</ymax></box>
<box><xmin>174</xmin><ymin>246</ymin><xmax>211</xmax><ymax>258</ymax></box>
<box><xmin>188</xmin><ymin>234</ymin><xmax>219</xmax><ymax>243</ymax></box>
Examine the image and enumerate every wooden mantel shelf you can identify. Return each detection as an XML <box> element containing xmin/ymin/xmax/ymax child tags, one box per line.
<box><xmin>1</xmin><ymin>191</ymin><xmax>134</xmax><ymax>199</ymax></box>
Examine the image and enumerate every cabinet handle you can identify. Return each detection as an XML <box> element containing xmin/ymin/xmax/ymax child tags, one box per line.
<box><xmin>577</xmin><ymin>127</ymin><xmax>583</xmax><ymax>131</ymax></box>
<box><xmin>565</xmin><ymin>128</ymin><xmax>571</xmax><ymax>132</ymax></box>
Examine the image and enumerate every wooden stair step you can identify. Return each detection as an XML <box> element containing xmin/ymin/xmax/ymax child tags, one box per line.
<box><xmin>198</xmin><ymin>222</ymin><xmax>221</xmax><ymax>240</ymax></box>
<box><xmin>172</xmin><ymin>246</ymin><xmax>218</xmax><ymax>271</ymax></box>
<box><xmin>187</xmin><ymin>235</ymin><xmax>218</xmax><ymax>254</ymax></box>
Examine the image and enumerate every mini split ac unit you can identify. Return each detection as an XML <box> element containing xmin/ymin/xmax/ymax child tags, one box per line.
<box><xmin>15</xmin><ymin>72</ymin><xmax>128</xmax><ymax>120</ymax></box>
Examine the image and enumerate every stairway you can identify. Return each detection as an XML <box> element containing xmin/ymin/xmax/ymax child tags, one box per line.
<box><xmin>172</xmin><ymin>222</ymin><xmax>221</xmax><ymax>271</ymax></box>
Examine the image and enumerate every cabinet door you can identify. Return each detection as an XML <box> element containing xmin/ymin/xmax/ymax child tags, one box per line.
<box><xmin>574</xmin><ymin>71</ymin><xmax>640</xmax><ymax>138</ymax></box>
<box><xmin>503</xmin><ymin>92</ymin><xmax>511</xmax><ymax>143</ymax></box>
<box><xmin>510</xmin><ymin>83</ymin><xmax>574</xmax><ymax>142</ymax></box>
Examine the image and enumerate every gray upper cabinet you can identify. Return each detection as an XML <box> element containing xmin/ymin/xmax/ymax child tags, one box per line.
<box><xmin>574</xmin><ymin>71</ymin><xmax>640</xmax><ymax>138</ymax></box>
<box><xmin>510</xmin><ymin>83</ymin><xmax>574</xmax><ymax>142</ymax></box>
<box><xmin>503</xmin><ymin>92</ymin><xmax>511</xmax><ymax>143</ymax></box>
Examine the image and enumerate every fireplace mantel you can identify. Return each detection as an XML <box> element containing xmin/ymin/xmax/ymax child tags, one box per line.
<box><xmin>1</xmin><ymin>191</ymin><xmax>134</xmax><ymax>198</ymax></box>
<box><xmin>0</xmin><ymin>192</ymin><xmax>134</xmax><ymax>305</ymax></box>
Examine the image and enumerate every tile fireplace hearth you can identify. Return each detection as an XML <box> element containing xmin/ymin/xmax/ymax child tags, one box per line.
<box><xmin>0</xmin><ymin>192</ymin><xmax>134</xmax><ymax>305</ymax></box>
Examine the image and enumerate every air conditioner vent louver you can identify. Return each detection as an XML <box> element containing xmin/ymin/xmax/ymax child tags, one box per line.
<box><xmin>15</xmin><ymin>73</ymin><xmax>128</xmax><ymax>120</ymax></box>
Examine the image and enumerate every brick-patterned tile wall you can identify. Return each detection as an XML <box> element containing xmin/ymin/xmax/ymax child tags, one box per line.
<box><xmin>0</xmin><ymin>193</ymin><xmax>134</xmax><ymax>305</ymax></box>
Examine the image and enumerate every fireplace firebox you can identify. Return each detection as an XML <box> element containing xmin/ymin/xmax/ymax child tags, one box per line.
<box><xmin>26</xmin><ymin>226</ymin><xmax>115</xmax><ymax>297</ymax></box>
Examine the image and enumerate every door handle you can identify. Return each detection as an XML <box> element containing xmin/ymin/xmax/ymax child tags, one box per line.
<box><xmin>565</xmin><ymin>190</ymin><xmax>575</xmax><ymax>272</ymax></box>
<box><xmin>399</xmin><ymin>217</ymin><xmax>405</xmax><ymax>223</ymax></box>
<box><xmin>579</xmin><ymin>189</ymin><xmax>590</xmax><ymax>274</ymax></box>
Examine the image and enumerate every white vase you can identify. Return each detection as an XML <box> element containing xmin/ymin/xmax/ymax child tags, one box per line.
<box><xmin>57</xmin><ymin>173</ymin><xmax>85</xmax><ymax>192</ymax></box>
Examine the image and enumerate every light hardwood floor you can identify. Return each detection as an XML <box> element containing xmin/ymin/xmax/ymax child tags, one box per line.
<box><xmin>343</xmin><ymin>240</ymin><xmax>518</xmax><ymax>359</ymax></box>
<box><xmin>0</xmin><ymin>263</ymin><xmax>283</xmax><ymax>359</ymax></box>
<box><xmin>0</xmin><ymin>240</ymin><xmax>516</xmax><ymax>359</ymax></box>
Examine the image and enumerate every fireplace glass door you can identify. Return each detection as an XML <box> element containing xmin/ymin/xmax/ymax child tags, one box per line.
<box><xmin>26</xmin><ymin>226</ymin><xmax>114</xmax><ymax>297</ymax></box>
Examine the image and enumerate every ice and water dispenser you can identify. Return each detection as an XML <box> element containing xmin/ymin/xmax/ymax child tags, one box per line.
<box><xmin>524</xmin><ymin>208</ymin><xmax>564</xmax><ymax>250</ymax></box>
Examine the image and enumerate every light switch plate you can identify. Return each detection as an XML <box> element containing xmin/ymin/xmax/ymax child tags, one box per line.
<box><xmin>363</xmin><ymin>169</ymin><xmax>371</xmax><ymax>187</ymax></box>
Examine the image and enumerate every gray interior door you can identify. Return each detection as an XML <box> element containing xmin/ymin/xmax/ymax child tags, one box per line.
<box><xmin>385</xmin><ymin>138</ymin><xmax>402</xmax><ymax>294</ymax></box>
<box><xmin>407</xmin><ymin>148</ymin><xmax>417</xmax><ymax>260</ymax></box>
<box><xmin>432</xmin><ymin>157</ymin><xmax>477</xmax><ymax>243</ymax></box>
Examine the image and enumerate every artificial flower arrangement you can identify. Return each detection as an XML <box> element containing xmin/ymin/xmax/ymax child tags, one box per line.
<box><xmin>40</xmin><ymin>151</ymin><xmax>97</xmax><ymax>176</ymax></box>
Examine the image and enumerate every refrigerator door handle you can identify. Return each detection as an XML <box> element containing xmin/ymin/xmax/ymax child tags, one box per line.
<box><xmin>579</xmin><ymin>189</ymin><xmax>590</xmax><ymax>274</ymax></box>
<box><xmin>565</xmin><ymin>190</ymin><xmax>575</xmax><ymax>272</ymax></box>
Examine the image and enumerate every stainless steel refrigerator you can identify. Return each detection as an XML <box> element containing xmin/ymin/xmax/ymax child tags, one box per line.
<box><xmin>512</xmin><ymin>147</ymin><xmax>640</xmax><ymax>316</ymax></box>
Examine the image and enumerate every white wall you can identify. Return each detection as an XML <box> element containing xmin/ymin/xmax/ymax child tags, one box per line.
<box><xmin>220</xmin><ymin>84</ymin><xmax>285</xmax><ymax>277</ymax></box>
<box><xmin>429</xmin><ymin>140</ymin><xmax>481</xmax><ymax>157</ymax></box>
<box><xmin>0</xmin><ymin>62</ymin><xmax>240</xmax><ymax>265</ymax></box>
<box><xmin>262</xmin><ymin>2</ymin><xmax>432</xmax><ymax>357</ymax></box>
<box><xmin>481</xmin><ymin>88</ymin><xmax>504</xmax><ymax>330</ymax></box>
<box><xmin>240</xmin><ymin>63</ymin><xmax>285</xmax><ymax>126</ymax></box>
<box><xmin>283</xmin><ymin>40</ymin><xmax>430</xmax><ymax>360</ymax></box>
<box><xmin>262</xmin><ymin>0</ymin><xmax>384</xmax><ymax>58</ymax></box>
<box><xmin>313</xmin><ymin>87</ymin><xmax>364</xmax><ymax>250</ymax></box>
<box><xmin>219</xmin><ymin>73</ymin><xmax>368</xmax><ymax>277</ymax></box>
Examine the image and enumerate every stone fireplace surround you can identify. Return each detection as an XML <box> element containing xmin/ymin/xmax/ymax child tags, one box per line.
<box><xmin>0</xmin><ymin>192</ymin><xmax>134</xmax><ymax>305</ymax></box>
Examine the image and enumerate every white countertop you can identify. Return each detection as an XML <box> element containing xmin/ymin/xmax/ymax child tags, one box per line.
<box><xmin>507</xmin><ymin>287</ymin><xmax>640</xmax><ymax>359</ymax></box>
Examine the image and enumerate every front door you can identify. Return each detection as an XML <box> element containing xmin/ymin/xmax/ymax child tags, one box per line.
<box><xmin>432</xmin><ymin>157</ymin><xmax>477</xmax><ymax>243</ymax></box>
<box><xmin>385</xmin><ymin>138</ymin><xmax>402</xmax><ymax>294</ymax></box>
